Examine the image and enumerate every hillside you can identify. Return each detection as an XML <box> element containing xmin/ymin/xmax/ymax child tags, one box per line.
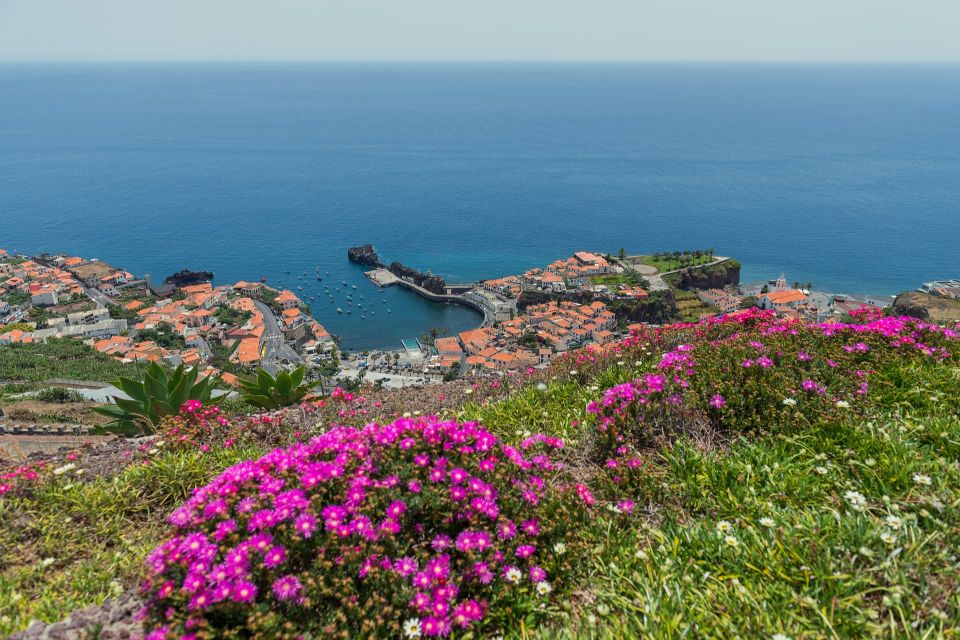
<box><xmin>893</xmin><ymin>291</ymin><xmax>960</xmax><ymax>323</ymax></box>
<box><xmin>1</xmin><ymin>310</ymin><xmax>959</xmax><ymax>639</ymax></box>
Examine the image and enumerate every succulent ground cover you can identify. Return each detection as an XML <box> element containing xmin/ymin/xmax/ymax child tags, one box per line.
<box><xmin>1</xmin><ymin>310</ymin><xmax>958</xmax><ymax>638</ymax></box>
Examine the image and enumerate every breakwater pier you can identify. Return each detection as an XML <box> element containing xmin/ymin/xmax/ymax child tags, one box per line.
<box><xmin>365</xmin><ymin>268</ymin><xmax>494</xmax><ymax>326</ymax></box>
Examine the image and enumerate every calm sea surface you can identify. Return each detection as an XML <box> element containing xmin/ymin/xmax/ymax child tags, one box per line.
<box><xmin>1</xmin><ymin>63</ymin><xmax>958</xmax><ymax>349</ymax></box>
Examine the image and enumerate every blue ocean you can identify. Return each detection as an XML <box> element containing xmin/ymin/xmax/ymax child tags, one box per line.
<box><xmin>1</xmin><ymin>63</ymin><xmax>958</xmax><ymax>350</ymax></box>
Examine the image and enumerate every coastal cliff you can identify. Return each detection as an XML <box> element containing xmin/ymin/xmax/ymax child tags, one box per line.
<box><xmin>892</xmin><ymin>291</ymin><xmax>960</xmax><ymax>323</ymax></box>
<box><xmin>518</xmin><ymin>289</ymin><xmax>678</xmax><ymax>325</ymax></box>
<box><xmin>668</xmin><ymin>260</ymin><xmax>741</xmax><ymax>290</ymax></box>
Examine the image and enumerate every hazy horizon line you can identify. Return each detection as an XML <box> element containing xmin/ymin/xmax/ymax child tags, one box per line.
<box><xmin>2</xmin><ymin>58</ymin><xmax>959</xmax><ymax>66</ymax></box>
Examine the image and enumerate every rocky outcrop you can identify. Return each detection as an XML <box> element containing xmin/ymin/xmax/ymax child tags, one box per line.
<box><xmin>9</xmin><ymin>591</ymin><xmax>143</xmax><ymax>640</ymax></box>
<box><xmin>892</xmin><ymin>291</ymin><xmax>960</xmax><ymax>323</ymax></box>
<box><xmin>164</xmin><ymin>269</ymin><xmax>213</xmax><ymax>287</ymax></box>
<box><xmin>346</xmin><ymin>245</ymin><xmax>385</xmax><ymax>269</ymax></box>
<box><xmin>388</xmin><ymin>262</ymin><xmax>446</xmax><ymax>295</ymax></box>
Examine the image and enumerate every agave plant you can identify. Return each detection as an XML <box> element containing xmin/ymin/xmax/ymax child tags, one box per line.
<box><xmin>239</xmin><ymin>366</ymin><xmax>311</xmax><ymax>410</ymax></box>
<box><xmin>94</xmin><ymin>363</ymin><xmax>223</xmax><ymax>435</ymax></box>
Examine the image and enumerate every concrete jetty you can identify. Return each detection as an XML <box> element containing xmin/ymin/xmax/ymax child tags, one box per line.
<box><xmin>365</xmin><ymin>269</ymin><xmax>399</xmax><ymax>287</ymax></box>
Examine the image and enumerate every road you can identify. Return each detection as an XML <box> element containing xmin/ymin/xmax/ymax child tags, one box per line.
<box><xmin>252</xmin><ymin>299</ymin><xmax>301</xmax><ymax>374</ymax></box>
<box><xmin>84</xmin><ymin>286</ymin><xmax>116</xmax><ymax>307</ymax></box>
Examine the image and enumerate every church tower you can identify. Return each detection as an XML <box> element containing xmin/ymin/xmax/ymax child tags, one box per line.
<box><xmin>775</xmin><ymin>273</ymin><xmax>787</xmax><ymax>291</ymax></box>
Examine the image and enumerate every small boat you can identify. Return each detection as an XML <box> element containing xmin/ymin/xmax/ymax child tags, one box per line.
<box><xmin>387</xmin><ymin>309</ymin><xmax>392</xmax><ymax>313</ymax></box>
<box><xmin>346</xmin><ymin>310</ymin><xmax>351</xmax><ymax>315</ymax></box>
<box><xmin>382</xmin><ymin>299</ymin><xmax>386</xmax><ymax>304</ymax></box>
<box><xmin>352</xmin><ymin>285</ymin><xmax>357</xmax><ymax>289</ymax></box>
<box><xmin>337</xmin><ymin>308</ymin><xmax>343</xmax><ymax>313</ymax></box>
<box><xmin>317</xmin><ymin>276</ymin><xmax>322</xmax><ymax>281</ymax></box>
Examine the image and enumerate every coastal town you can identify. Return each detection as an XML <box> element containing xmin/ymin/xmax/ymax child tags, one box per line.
<box><xmin>0</xmin><ymin>245</ymin><xmax>953</xmax><ymax>398</ymax></box>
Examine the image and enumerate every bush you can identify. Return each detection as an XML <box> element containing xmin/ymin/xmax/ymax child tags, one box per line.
<box><xmin>588</xmin><ymin>309</ymin><xmax>959</xmax><ymax>455</ymax></box>
<box><xmin>35</xmin><ymin>387</ymin><xmax>84</xmax><ymax>403</ymax></box>
<box><xmin>141</xmin><ymin>417</ymin><xmax>589</xmax><ymax>639</ymax></box>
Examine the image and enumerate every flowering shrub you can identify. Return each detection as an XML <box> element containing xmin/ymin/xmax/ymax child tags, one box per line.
<box><xmin>588</xmin><ymin>310</ymin><xmax>958</xmax><ymax>452</ymax></box>
<box><xmin>157</xmin><ymin>401</ymin><xmax>296</xmax><ymax>453</ymax></box>
<box><xmin>141</xmin><ymin>417</ymin><xmax>588</xmax><ymax>639</ymax></box>
<box><xmin>0</xmin><ymin>461</ymin><xmax>48</xmax><ymax>497</ymax></box>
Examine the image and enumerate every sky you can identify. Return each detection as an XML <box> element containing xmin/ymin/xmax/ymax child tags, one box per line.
<box><xmin>1</xmin><ymin>0</ymin><xmax>958</xmax><ymax>63</ymax></box>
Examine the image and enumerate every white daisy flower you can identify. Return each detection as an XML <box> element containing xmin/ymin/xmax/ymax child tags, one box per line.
<box><xmin>553</xmin><ymin>542</ymin><xmax>567</xmax><ymax>555</ymax></box>
<box><xmin>403</xmin><ymin>618</ymin><xmax>422</xmax><ymax>638</ymax></box>
<box><xmin>535</xmin><ymin>581</ymin><xmax>552</xmax><ymax>596</ymax></box>
<box><xmin>844</xmin><ymin>490</ymin><xmax>867</xmax><ymax>511</ymax></box>
<box><xmin>782</xmin><ymin>398</ymin><xmax>797</xmax><ymax>406</ymax></box>
<box><xmin>504</xmin><ymin>567</ymin><xmax>522</xmax><ymax>583</ymax></box>
<box><xmin>716</xmin><ymin>520</ymin><xmax>733</xmax><ymax>533</ymax></box>
<box><xmin>723</xmin><ymin>535</ymin><xmax>738</xmax><ymax>548</ymax></box>
<box><xmin>913</xmin><ymin>473</ymin><xmax>932</xmax><ymax>486</ymax></box>
<box><xmin>759</xmin><ymin>517</ymin><xmax>775</xmax><ymax>528</ymax></box>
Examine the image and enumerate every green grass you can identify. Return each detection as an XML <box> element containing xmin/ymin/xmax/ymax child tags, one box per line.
<box><xmin>0</xmin><ymin>445</ymin><xmax>261</xmax><ymax>636</ymax></box>
<box><xmin>0</xmin><ymin>338</ymin><xmax>140</xmax><ymax>384</ymax></box>
<box><xmin>458</xmin><ymin>356</ymin><xmax>960</xmax><ymax>639</ymax></box>
<box><xmin>589</xmin><ymin>273</ymin><xmax>640</xmax><ymax>287</ymax></box>
<box><xmin>641</xmin><ymin>254</ymin><xmax>716</xmax><ymax>273</ymax></box>
<box><xmin>1</xmin><ymin>331</ymin><xmax>958</xmax><ymax>637</ymax></box>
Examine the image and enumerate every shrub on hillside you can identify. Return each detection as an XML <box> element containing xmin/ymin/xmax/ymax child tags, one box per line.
<box><xmin>588</xmin><ymin>309</ymin><xmax>959</xmax><ymax>455</ymax></box>
<box><xmin>141</xmin><ymin>417</ymin><xmax>589</xmax><ymax>639</ymax></box>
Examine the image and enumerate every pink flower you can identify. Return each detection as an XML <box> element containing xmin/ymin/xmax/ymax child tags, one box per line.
<box><xmin>271</xmin><ymin>576</ymin><xmax>303</xmax><ymax>602</ymax></box>
<box><xmin>231</xmin><ymin>581</ymin><xmax>257</xmax><ymax>603</ymax></box>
